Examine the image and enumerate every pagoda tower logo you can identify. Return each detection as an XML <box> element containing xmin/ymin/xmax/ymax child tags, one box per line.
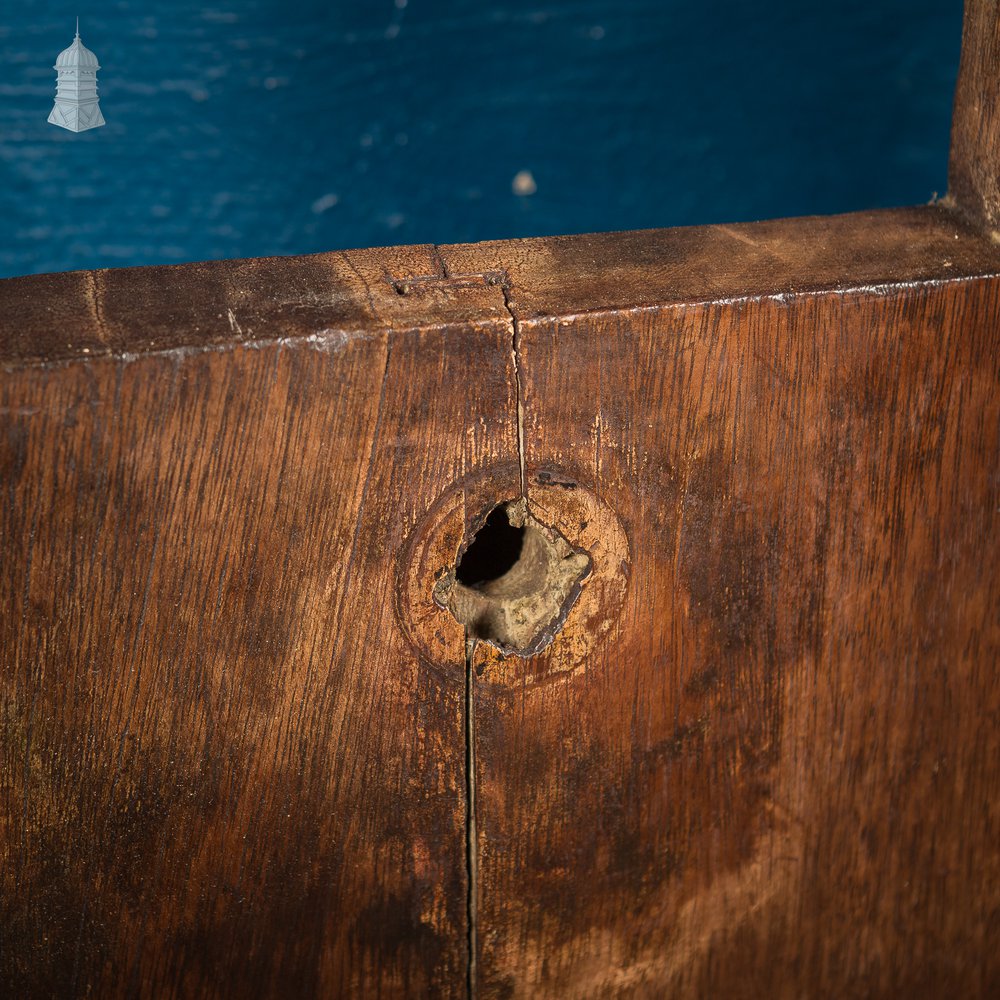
<box><xmin>49</xmin><ymin>19</ymin><xmax>105</xmax><ymax>132</ymax></box>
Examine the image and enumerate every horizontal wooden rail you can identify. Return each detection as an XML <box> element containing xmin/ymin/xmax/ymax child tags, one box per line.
<box><xmin>1</xmin><ymin>205</ymin><xmax>998</xmax><ymax>369</ymax></box>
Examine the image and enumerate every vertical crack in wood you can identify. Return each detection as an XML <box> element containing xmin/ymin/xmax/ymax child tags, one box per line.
<box><xmin>84</xmin><ymin>269</ymin><xmax>110</xmax><ymax>348</ymax></box>
<box><xmin>464</xmin><ymin>633</ymin><xmax>479</xmax><ymax>999</ymax></box>
<box><xmin>421</xmin><ymin>249</ymin><xmax>519</xmax><ymax>992</ymax></box>
<box><xmin>430</xmin><ymin>244</ymin><xmax>450</xmax><ymax>279</ymax></box>
<box><xmin>497</xmin><ymin>281</ymin><xmax>526</xmax><ymax>498</ymax></box>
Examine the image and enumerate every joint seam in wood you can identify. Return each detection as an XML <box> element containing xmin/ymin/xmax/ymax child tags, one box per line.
<box><xmin>495</xmin><ymin>276</ymin><xmax>526</xmax><ymax>500</ymax></box>
<box><xmin>386</xmin><ymin>257</ymin><xmax>526</xmax><ymax>499</ymax></box>
<box><xmin>464</xmin><ymin>634</ymin><xmax>478</xmax><ymax>999</ymax></box>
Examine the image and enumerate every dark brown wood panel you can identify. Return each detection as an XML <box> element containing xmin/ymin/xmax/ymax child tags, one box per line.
<box><xmin>0</xmin><ymin>285</ymin><xmax>517</xmax><ymax>995</ymax></box>
<box><xmin>949</xmin><ymin>0</ymin><xmax>1000</xmax><ymax>234</ymax></box>
<box><xmin>463</xmin><ymin>275</ymin><xmax>1000</xmax><ymax>997</ymax></box>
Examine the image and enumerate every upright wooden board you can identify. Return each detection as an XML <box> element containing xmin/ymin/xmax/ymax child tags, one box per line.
<box><xmin>4</xmin><ymin>0</ymin><xmax>1000</xmax><ymax>983</ymax></box>
<box><xmin>466</xmin><ymin>276</ymin><xmax>1000</xmax><ymax>997</ymax></box>
<box><xmin>949</xmin><ymin>0</ymin><xmax>1000</xmax><ymax>233</ymax></box>
<box><xmin>440</xmin><ymin>203</ymin><xmax>1000</xmax><ymax>996</ymax></box>
<box><xmin>0</xmin><ymin>250</ymin><xmax>517</xmax><ymax>996</ymax></box>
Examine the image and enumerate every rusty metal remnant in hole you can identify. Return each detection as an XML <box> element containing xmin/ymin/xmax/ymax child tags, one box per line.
<box><xmin>434</xmin><ymin>498</ymin><xmax>591</xmax><ymax>656</ymax></box>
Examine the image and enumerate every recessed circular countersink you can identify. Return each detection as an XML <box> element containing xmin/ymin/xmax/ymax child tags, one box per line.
<box><xmin>396</xmin><ymin>464</ymin><xmax>629</xmax><ymax>689</ymax></box>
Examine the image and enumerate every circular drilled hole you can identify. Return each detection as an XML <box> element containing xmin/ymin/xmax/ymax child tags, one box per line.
<box><xmin>455</xmin><ymin>505</ymin><xmax>525</xmax><ymax>587</ymax></box>
<box><xmin>435</xmin><ymin>499</ymin><xmax>591</xmax><ymax>656</ymax></box>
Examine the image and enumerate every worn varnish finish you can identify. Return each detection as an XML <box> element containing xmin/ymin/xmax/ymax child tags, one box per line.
<box><xmin>0</xmin><ymin>248</ymin><xmax>518</xmax><ymax>996</ymax></box>
<box><xmin>3</xmin><ymin>209</ymin><xmax>997</xmax><ymax>998</ymax></box>
<box><xmin>949</xmin><ymin>0</ymin><xmax>1000</xmax><ymax>233</ymax></box>
<box><xmin>460</xmin><ymin>275</ymin><xmax>1000</xmax><ymax>998</ymax></box>
<box><xmin>4</xmin><ymin>4</ymin><xmax>1000</xmax><ymax>996</ymax></box>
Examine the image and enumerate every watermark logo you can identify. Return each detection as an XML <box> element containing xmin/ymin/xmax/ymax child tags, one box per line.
<box><xmin>48</xmin><ymin>18</ymin><xmax>105</xmax><ymax>132</ymax></box>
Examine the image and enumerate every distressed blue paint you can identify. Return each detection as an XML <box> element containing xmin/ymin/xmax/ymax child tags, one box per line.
<box><xmin>0</xmin><ymin>1</ymin><xmax>962</xmax><ymax>278</ymax></box>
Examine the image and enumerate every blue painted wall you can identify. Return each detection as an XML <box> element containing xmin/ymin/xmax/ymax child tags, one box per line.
<box><xmin>0</xmin><ymin>1</ymin><xmax>963</xmax><ymax>278</ymax></box>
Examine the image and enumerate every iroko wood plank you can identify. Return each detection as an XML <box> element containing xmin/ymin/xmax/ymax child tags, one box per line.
<box><xmin>3</xmin><ymin>204</ymin><xmax>1000</xmax><ymax>998</ymax></box>
<box><xmin>949</xmin><ymin>0</ymin><xmax>1000</xmax><ymax>233</ymax></box>
<box><xmin>459</xmin><ymin>272</ymin><xmax>1000</xmax><ymax>998</ymax></box>
<box><xmin>0</xmin><ymin>244</ymin><xmax>511</xmax><ymax>367</ymax></box>
<box><xmin>439</xmin><ymin>205</ymin><xmax>997</xmax><ymax>320</ymax></box>
<box><xmin>0</xmin><ymin>248</ymin><xmax>518</xmax><ymax>996</ymax></box>
<box><xmin>4</xmin><ymin>1</ymin><xmax>1000</xmax><ymax>986</ymax></box>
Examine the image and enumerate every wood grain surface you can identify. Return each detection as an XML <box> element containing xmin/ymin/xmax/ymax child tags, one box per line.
<box><xmin>2</xmin><ymin>3</ymin><xmax>1000</xmax><ymax>995</ymax></box>
<box><xmin>949</xmin><ymin>0</ymin><xmax>1000</xmax><ymax>234</ymax></box>
<box><xmin>0</xmin><ymin>247</ymin><xmax>518</xmax><ymax>996</ymax></box>
<box><xmin>3</xmin><ymin>204</ymin><xmax>997</xmax><ymax>998</ymax></box>
<box><xmin>459</xmin><ymin>265</ymin><xmax>1000</xmax><ymax>999</ymax></box>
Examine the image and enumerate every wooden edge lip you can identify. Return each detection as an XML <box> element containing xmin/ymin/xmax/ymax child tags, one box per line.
<box><xmin>2</xmin><ymin>204</ymin><xmax>999</xmax><ymax>370</ymax></box>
